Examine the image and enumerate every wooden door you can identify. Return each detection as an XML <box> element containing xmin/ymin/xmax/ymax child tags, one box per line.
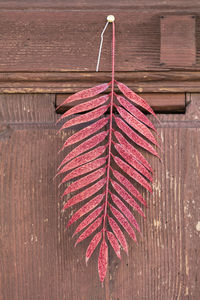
<box><xmin>0</xmin><ymin>1</ymin><xmax>200</xmax><ymax>299</ymax></box>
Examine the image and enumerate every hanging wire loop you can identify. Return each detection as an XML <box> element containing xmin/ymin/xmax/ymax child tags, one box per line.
<box><xmin>96</xmin><ymin>21</ymin><xmax>109</xmax><ymax>72</ymax></box>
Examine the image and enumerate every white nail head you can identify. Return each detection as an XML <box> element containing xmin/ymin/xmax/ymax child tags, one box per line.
<box><xmin>107</xmin><ymin>15</ymin><xmax>115</xmax><ymax>23</ymax></box>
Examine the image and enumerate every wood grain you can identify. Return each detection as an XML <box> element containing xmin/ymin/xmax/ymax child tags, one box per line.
<box><xmin>0</xmin><ymin>11</ymin><xmax>159</xmax><ymax>72</ymax></box>
<box><xmin>0</xmin><ymin>93</ymin><xmax>199</xmax><ymax>299</ymax></box>
<box><xmin>0</xmin><ymin>0</ymin><xmax>200</xmax><ymax>298</ymax></box>
<box><xmin>1</xmin><ymin>71</ymin><xmax>200</xmax><ymax>93</ymax></box>
<box><xmin>0</xmin><ymin>94</ymin><xmax>56</xmax><ymax>124</ymax></box>
<box><xmin>160</xmin><ymin>15</ymin><xmax>196</xmax><ymax>66</ymax></box>
<box><xmin>0</xmin><ymin>11</ymin><xmax>199</xmax><ymax>72</ymax></box>
<box><xmin>0</xmin><ymin>0</ymin><xmax>200</xmax><ymax>10</ymax></box>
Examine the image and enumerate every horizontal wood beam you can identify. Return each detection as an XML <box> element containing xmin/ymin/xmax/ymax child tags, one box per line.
<box><xmin>0</xmin><ymin>11</ymin><xmax>199</xmax><ymax>72</ymax></box>
<box><xmin>56</xmin><ymin>93</ymin><xmax>186</xmax><ymax>113</ymax></box>
<box><xmin>0</xmin><ymin>1</ymin><xmax>200</xmax><ymax>11</ymax></box>
<box><xmin>0</xmin><ymin>71</ymin><xmax>200</xmax><ymax>94</ymax></box>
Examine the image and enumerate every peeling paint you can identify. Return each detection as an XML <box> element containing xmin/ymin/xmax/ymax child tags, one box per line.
<box><xmin>185</xmin><ymin>253</ymin><xmax>189</xmax><ymax>276</ymax></box>
<box><xmin>196</xmin><ymin>221</ymin><xmax>200</xmax><ymax>231</ymax></box>
<box><xmin>30</xmin><ymin>234</ymin><xmax>38</xmax><ymax>243</ymax></box>
<box><xmin>154</xmin><ymin>219</ymin><xmax>161</xmax><ymax>229</ymax></box>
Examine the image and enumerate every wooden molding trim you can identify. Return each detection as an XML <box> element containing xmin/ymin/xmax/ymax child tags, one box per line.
<box><xmin>0</xmin><ymin>71</ymin><xmax>200</xmax><ymax>94</ymax></box>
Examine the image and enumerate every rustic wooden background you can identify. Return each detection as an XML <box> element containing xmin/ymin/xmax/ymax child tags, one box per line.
<box><xmin>0</xmin><ymin>1</ymin><xmax>200</xmax><ymax>299</ymax></box>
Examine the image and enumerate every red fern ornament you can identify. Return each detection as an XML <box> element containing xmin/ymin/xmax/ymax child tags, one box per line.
<box><xmin>56</xmin><ymin>20</ymin><xmax>160</xmax><ymax>283</ymax></box>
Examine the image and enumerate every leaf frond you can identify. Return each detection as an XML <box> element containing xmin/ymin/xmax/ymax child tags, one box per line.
<box><xmin>57</xmin><ymin>80</ymin><xmax>160</xmax><ymax>282</ymax></box>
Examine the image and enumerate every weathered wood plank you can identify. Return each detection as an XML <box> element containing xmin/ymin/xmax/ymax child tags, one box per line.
<box><xmin>0</xmin><ymin>11</ymin><xmax>160</xmax><ymax>72</ymax></box>
<box><xmin>0</xmin><ymin>0</ymin><xmax>200</xmax><ymax>10</ymax></box>
<box><xmin>0</xmin><ymin>11</ymin><xmax>199</xmax><ymax>73</ymax></box>
<box><xmin>110</xmin><ymin>124</ymin><xmax>200</xmax><ymax>299</ymax></box>
<box><xmin>0</xmin><ymin>93</ymin><xmax>199</xmax><ymax>299</ymax></box>
<box><xmin>0</xmin><ymin>94</ymin><xmax>56</xmax><ymax>123</ymax></box>
<box><xmin>0</xmin><ymin>94</ymin><xmax>106</xmax><ymax>300</ymax></box>
<box><xmin>0</xmin><ymin>128</ymin><xmax>107</xmax><ymax>300</ymax></box>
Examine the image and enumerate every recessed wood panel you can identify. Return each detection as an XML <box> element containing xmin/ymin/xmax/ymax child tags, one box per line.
<box><xmin>160</xmin><ymin>15</ymin><xmax>196</xmax><ymax>66</ymax></box>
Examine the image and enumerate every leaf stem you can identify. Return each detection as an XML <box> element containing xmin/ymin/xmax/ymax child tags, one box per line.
<box><xmin>102</xmin><ymin>22</ymin><xmax>115</xmax><ymax>238</ymax></box>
